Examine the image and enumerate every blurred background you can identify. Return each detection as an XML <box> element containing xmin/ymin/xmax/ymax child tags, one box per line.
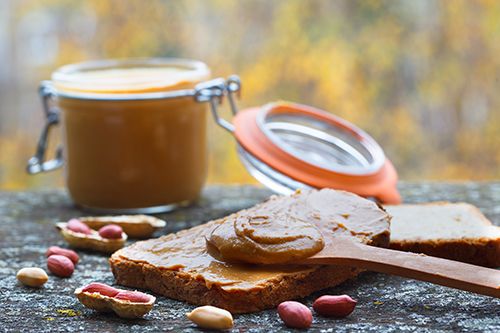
<box><xmin>0</xmin><ymin>0</ymin><xmax>499</xmax><ymax>190</ymax></box>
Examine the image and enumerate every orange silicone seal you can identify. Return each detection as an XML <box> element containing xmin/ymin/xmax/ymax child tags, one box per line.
<box><xmin>233</xmin><ymin>102</ymin><xmax>401</xmax><ymax>204</ymax></box>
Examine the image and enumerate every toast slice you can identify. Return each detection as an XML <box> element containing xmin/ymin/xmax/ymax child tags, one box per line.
<box><xmin>110</xmin><ymin>189</ymin><xmax>390</xmax><ymax>313</ymax></box>
<box><xmin>387</xmin><ymin>203</ymin><xmax>500</xmax><ymax>267</ymax></box>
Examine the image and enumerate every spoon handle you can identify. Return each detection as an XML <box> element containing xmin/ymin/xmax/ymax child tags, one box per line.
<box><xmin>304</xmin><ymin>240</ymin><xmax>500</xmax><ymax>298</ymax></box>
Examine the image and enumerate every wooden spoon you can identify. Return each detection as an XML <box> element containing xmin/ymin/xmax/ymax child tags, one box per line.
<box><xmin>298</xmin><ymin>237</ymin><xmax>500</xmax><ymax>298</ymax></box>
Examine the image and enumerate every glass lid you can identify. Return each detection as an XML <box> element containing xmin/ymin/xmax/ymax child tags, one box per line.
<box><xmin>192</xmin><ymin>77</ymin><xmax>400</xmax><ymax>204</ymax></box>
<box><xmin>231</xmin><ymin>102</ymin><xmax>400</xmax><ymax>204</ymax></box>
<box><xmin>256</xmin><ymin>104</ymin><xmax>386</xmax><ymax>176</ymax></box>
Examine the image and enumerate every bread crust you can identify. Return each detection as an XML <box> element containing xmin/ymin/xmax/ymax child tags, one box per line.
<box><xmin>110</xmin><ymin>255</ymin><xmax>362</xmax><ymax>313</ymax></box>
<box><xmin>390</xmin><ymin>238</ymin><xmax>500</xmax><ymax>268</ymax></box>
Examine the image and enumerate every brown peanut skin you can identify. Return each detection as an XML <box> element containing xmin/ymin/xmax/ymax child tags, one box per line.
<box><xmin>313</xmin><ymin>295</ymin><xmax>357</xmax><ymax>318</ymax></box>
<box><xmin>115</xmin><ymin>290</ymin><xmax>151</xmax><ymax>303</ymax></box>
<box><xmin>46</xmin><ymin>246</ymin><xmax>79</xmax><ymax>265</ymax></box>
<box><xmin>277</xmin><ymin>301</ymin><xmax>312</xmax><ymax>329</ymax></box>
<box><xmin>98</xmin><ymin>224</ymin><xmax>123</xmax><ymax>239</ymax></box>
<box><xmin>47</xmin><ymin>255</ymin><xmax>75</xmax><ymax>278</ymax></box>
<box><xmin>67</xmin><ymin>219</ymin><xmax>92</xmax><ymax>235</ymax></box>
<box><xmin>82</xmin><ymin>282</ymin><xmax>119</xmax><ymax>297</ymax></box>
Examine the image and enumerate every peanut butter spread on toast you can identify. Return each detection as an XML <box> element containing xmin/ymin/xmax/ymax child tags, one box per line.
<box><xmin>114</xmin><ymin>189</ymin><xmax>390</xmax><ymax>291</ymax></box>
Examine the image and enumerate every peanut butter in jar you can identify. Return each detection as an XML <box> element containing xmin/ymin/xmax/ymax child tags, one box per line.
<box><xmin>32</xmin><ymin>58</ymin><xmax>211</xmax><ymax>213</ymax></box>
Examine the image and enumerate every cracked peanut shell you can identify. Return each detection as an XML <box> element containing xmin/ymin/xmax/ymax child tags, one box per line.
<box><xmin>56</xmin><ymin>222</ymin><xmax>127</xmax><ymax>253</ymax></box>
<box><xmin>75</xmin><ymin>287</ymin><xmax>155</xmax><ymax>319</ymax></box>
<box><xmin>79</xmin><ymin>215</ymin><xmax>166</xmax><ymax>239</ymax></box>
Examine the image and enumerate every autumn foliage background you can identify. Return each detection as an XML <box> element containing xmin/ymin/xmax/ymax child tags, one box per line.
<box><xmin>0</xmin><ymin>0</ymin><xmax>499</xmax><ymax>190</ymax></box>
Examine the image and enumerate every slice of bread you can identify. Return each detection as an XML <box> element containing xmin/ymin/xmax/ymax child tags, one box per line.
<box><xmin>110</xmin><ymin>189</ymin><xmax>390</xmax><ymax>313</ymax></box>
<box><xmin>110</xmin><ymin>222</ymin><xmax>362</xmax><ymax>313</ymax></box>
<box><xmin>387</xmin><ymin>203</ymin><xmax>500</xmax><ymax>268</ymax></box>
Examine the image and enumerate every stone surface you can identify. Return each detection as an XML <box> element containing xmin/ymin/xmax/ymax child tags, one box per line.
<box><xmin>0</xmin><ymin>183</ymin><xmax>499</xmax><ymax>332</ymax></box>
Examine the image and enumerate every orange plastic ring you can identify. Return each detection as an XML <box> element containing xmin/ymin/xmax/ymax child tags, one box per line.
<box><xmin>233</xmin><ymin>102</ymin><xmax>401</xmax><ymax>204</ymax></box>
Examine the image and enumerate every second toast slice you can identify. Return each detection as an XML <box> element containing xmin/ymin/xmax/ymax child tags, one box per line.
<box><xmin>387</xmin><ymin>203</ymin><xmax>500</xmax><ymax>267</ymax></box>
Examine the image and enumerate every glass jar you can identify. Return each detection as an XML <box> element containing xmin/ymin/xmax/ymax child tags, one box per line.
<box><xmin>28</xmin><ymin>58</ymin><xmax>211</xmax><ymax>213</ymax></box>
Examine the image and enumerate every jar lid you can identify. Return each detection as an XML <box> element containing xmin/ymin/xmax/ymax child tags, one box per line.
<box><xmin>51</xmin><ymin>58</ymin><xmax>210</xmax><ymax>95</ymax></box>
<box><xmin>194</xmin><ymin>77</ymin><xmax>401</xmax><ymax>204</ymax></box>
<box><xmin>232</xmin><ymin>102</ymin><xmax>400</xmax><ymax>204</ymax></box>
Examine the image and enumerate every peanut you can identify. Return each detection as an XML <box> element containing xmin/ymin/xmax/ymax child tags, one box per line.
<box><xmin>187</xmin><ymin>305</ymin><xmax>234</xmax><ymax>330</ymax></box>
<box><xmin>114</xmin><ymin>290</ymin><xmax>151</xmax><ymax>303</ymax></box>
<box><xmin>16</xmin><ymin>267</ymin><xmax>48</xmax><ymax>287</ymax></box>
<box><xmin>67</xmin><ymin>218</ymin><xmax>92</xmax><ymax>235</ymax></box>
<box><xmin>47</xmin><ymin>254</ymin><xmax>74</xmax><ymax>277</ymax></box>
<box><xmin>277</xmin><ymin>301</ymin><xmax>312</xmax><ymax>329</ymax></box>
<box><xmin>46</xmin><ymin>246</ymin><xmax>79</xmax><ymax>265</ymax></box>
<box><xmin>98</xmin><ymin>224</ymin><xmax>123</xmax><ymax>239</ymax></box>
<box><xmin>313</xmin><ymin>295</ymin><xmax>357</xmax><ymax>318</ymax></box>
<box><xmin>81</xmin><ymin>282</ymin><xmax>119</xmax><ymax>297</ymax></box>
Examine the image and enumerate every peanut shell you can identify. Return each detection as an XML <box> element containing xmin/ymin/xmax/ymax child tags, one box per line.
<box><xmin>74</xmin><ymin>287</ymin><xmax>155</xmax><ymax>319</ymax></box>
<box><xmin>79</xmin><ymin>215</ymin><xmax>166</xmax><ymax>239</ymax></box>
<box><xmin>56</xmin><ymin>222</ymin><xmax>127</xmax><ymax>253</ymax></box>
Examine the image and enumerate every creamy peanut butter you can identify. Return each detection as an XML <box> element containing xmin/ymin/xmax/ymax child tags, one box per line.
<box><xmin>115</xmin><ymin>189</ymin><xmax>390</xmax><ymax>291</ymax></box>
<box><xmin>207</xmin><ymin>210</ymin><xmax>325</xmax><ymax>264</ymax></box>
<box><xmin>206</xmin><ymin>189</ymin><xmax>390</xmax><ymax>264</ymax></box>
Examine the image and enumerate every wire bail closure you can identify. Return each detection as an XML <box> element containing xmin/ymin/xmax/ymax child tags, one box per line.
<box><xmin>26</xmin><ymin>81</ymin><xmax>64</xmax><ymax>174</ymax></box>
<box><xmin>194</xmin><ymin>75</ymin><xmax>241</xmax><ymax>133</ymax></box>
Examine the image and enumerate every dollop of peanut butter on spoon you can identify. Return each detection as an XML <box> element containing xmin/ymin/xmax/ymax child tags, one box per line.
<box><xmin>207</xmin><ymin>212</ymin><xmax>324</xmax><ymax>264</ymax></box>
